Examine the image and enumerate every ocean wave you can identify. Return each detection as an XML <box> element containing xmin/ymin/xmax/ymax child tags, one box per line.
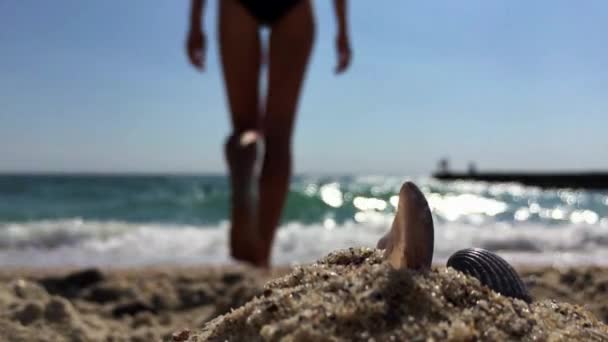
<box><xmin>1</xmin><ymin>218</ymin><xmax>608</xmax><ymax>267</ymax></box>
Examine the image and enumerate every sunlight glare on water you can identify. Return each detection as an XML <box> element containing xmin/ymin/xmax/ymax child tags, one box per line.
<box><xmin>319</xmin><ymin>182</ymin><xmax>343</xmax><ymax>208</ymax></box>
<box><xmin>426</xmin><ymin>193</ymin><xmax>508</xmax><ymax>221</ymax></box>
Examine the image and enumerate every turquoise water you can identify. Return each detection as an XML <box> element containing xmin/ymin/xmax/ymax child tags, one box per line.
<box><xmin>1</xmin><ymin>174</ymin><xmax>607</xmax><ymax>267</ymax></box>
<box><xmin>3</xmin><ymin>174</ymin><xmax>607</xmax><ymax>225</ymax></box>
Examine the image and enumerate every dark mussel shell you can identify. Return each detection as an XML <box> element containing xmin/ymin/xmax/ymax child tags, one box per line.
<box><xmin>447</xmin><ymin>248</ymin><xmax>532</xmax><ymax>303</ymax></box>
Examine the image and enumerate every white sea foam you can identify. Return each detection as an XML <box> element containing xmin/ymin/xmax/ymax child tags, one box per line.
<box><xmin>1</xmin><ymin>218</ymin><xmax>608</xmax><ymax>268</ymax></box>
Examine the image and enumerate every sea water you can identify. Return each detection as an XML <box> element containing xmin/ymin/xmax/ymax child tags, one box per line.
<box><xmin>1</xmin><ymin>174</ymin><xmax>607</xmax><ymax>267</ymax></box>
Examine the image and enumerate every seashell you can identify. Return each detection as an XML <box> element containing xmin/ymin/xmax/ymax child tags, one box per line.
<box><xmin>447</xmin><ymin>248</ymin><xmax>532</xmax><ymax>303</ymax></box>
<box><xmin>379</xmin><ymin>182</ymin><xmax>532</xmax><ymax>302</ymax></box>
<box><xmin>378</xmin><ymin>181</ymin><xmax>434</xmax><ymax>270</ymax></box>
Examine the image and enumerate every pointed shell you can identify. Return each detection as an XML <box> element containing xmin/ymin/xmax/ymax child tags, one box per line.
<box><xmin>447</xmin><ymin>248</ymin><xmax>532</xmax><ymax>303</ymax></box>
<box><xmin>379</xmin><ymin>181</ymin><xmax>434</xmax><ymax>270</ymax></box>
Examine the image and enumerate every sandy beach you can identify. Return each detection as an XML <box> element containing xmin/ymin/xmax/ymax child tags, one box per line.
<box><xmin>3</xmin><ymin>0</ymin><xmax>608</xmax><ymax>339</ymax></box>
<box><xmin>0</xmin><ymin>249</ymin><xmax>607</xmax><ymax>341</ymax></box>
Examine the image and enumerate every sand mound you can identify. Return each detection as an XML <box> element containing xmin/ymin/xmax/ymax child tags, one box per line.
<box><xmin>194</xmin><ymin>248</ymin><xmax>608</xmax><ymax>341</ymax></box>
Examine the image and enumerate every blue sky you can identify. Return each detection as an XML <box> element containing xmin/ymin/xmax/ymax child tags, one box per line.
<box><xmin>1</xmin><ymin>0</ymin><xmax>607</xmax><ymax>175</ymax></box>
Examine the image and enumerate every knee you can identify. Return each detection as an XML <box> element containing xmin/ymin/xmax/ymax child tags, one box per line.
<box><xmin>226</xmin><ymin>129</ymin><xmax>262</xmax><ymax>148</ymax></box>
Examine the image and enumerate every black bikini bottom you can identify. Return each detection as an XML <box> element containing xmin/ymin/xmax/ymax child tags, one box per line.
<box><xmin>237</xmin><ymin>0</ymin><xmax>303</xmax><ymax>26</ymax></box>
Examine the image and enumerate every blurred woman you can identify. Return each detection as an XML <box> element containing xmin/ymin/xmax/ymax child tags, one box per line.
<box><xmin>186</xmin><ymin>0</ymin><xmax>352</xmax><ymax>267</ymax></box>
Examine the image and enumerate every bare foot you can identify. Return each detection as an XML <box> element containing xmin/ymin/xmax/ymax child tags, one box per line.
<box><xmin>377</xmin><ymin>181</ymin><xmax>434</xmax><ymax>270</ymax></box>
<box><xmin>225</xmin><ymin>130</ymin><xmax>266</xmax><ymax>267</ymax></box>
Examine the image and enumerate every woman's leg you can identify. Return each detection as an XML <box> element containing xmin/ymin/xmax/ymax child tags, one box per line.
<box><xmin>218</xmin><ymin>0</ymin><xmax>264</xmax><ymax>266</ymax></box>
<box><xmin>258</xmin><ymin>0</ymin><xmax>315</xmax><ymax>265</ymax></box>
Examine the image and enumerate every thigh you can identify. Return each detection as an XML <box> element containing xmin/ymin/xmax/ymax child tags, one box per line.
<box><xmin>219</xmin><ymin>0</ymin><xmax>262</xmax><ymax>132</ymax></box>
<box><xmin>264</xmin><ymin>0</ymin><xmax>315</xmax><ymax>139</ymax></box>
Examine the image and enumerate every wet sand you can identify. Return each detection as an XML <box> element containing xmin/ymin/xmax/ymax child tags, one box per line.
<box><xmin>1</xmin><ymin>250</ymin><xmax>607</xmax><ymax>341</ymax></box>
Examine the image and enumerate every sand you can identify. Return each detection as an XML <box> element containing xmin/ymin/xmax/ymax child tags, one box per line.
<box><xmin>195</xmin><ymin>248</ymin><xmax>608</xmax><ymax>341</ymax></box>
<box><xmin>0</xmin><ymin>249</ymin><xmax>607</xmax><ymax>341</ymax></box>
<box><xmin>0</xmin><ymin>266</ymin><xmax>286</xmax><ymax>342</ymax></box>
